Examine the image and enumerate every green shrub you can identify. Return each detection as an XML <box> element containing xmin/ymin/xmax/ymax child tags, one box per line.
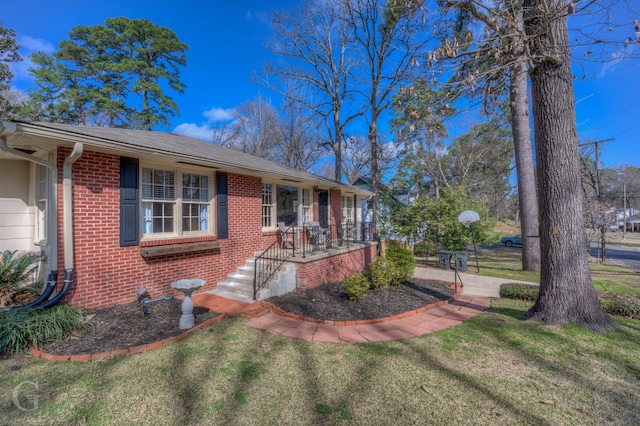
<box><xmin>343</xmin><ymin>274</ymin><xmax>370</xmax><ymax>301</ymax></box>
<box><xmin>0</xmin><ymin>304</ymin><xmax>88</xmax><ymax>355</ymax></box>
<box><xmin>386</xmin><ymin>244</ymin><xmax>416</xmax><ymax>282</ymax></box>
<box><xmin>0</xmin><ymin>250</ymin><xmax>44</xmax><ymax>289</ymax></box>
<box><xmin>369</xmin><ymin>257</ymin><xmax>402</xmax><ymax>289</ymax></box>
<box><xmin>499</xmin><ymin>283</ymin><xmax>539</xmax><ymax>301</ymax></box>
<box><xmin>500</xmin><ymin>285</ymin><xmax>640</xmax><ymax>320</ymax></box>
<box><xmin>599</xmin><ymin>293</ymin><xmax>640</xmax><ymax>319</ymax></box>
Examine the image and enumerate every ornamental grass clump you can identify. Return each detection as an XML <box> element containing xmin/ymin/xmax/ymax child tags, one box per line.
<box><xmin>0</xmin><ymin>304</ymin><xmax>88</xmax><ymax>355</ymax></box>
<box><xmin>343</xmin><ymin>274</ymin><xmax>370</xmax><ymax>301</ymax></box>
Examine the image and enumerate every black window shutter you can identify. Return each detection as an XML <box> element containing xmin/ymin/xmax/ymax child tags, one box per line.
<box><xmin>216</xmin><ymin>172</ymin><xmax>228</xmax><ymax>239</ymax></box>
<box><xmin>120</xmin><ymin>157</ymin><xmax>140</xmax><ymax>246</ymax></box>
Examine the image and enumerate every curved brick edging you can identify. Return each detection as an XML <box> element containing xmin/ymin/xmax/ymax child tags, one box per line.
<box><xmin>30</xmin><ymin>314</ymin><xmax>225</xmax><ymax>363</ymax></box>
<box><xmin>260</xmin><ymin>282</ymin><xmax>461</xmax><ymax>326</ymax></box>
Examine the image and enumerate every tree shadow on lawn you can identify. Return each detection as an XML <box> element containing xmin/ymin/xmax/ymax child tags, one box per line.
<box><xmin>486</xmin><ymin>305</ymin><xmax>530</xmax><ymax>320</ymax></box>
<box><xmin>393</xmin><ymin>305</ymin><xmax>640</xmax><ymax>424</ymax></box>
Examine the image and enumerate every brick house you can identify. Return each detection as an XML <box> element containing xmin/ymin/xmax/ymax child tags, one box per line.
<box><xmin>0</xmin><ymin>121</ymin><xmax>377</xmax><ymax>309</ymax></box>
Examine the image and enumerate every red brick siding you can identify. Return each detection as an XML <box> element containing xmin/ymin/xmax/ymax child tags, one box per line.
<box><xmin>296</xmin><ymin>244</ymin><xmax>377</xmax><ymax>289</ymax></box>
<box><xmin>56</xmin><ymin>148</ymin><xmax>267</xmax><ymax>309</ymax></box>
<box><xmin>330</xmin><ymin>188</ymin><xmax>342</xmax><ymax>225</ymax></box>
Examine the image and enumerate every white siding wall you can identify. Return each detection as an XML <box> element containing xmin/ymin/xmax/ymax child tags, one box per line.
<box><xmin>0</xmin><ymin>160</ymin><xmax>37</xmax><ymax>251</ymax></box>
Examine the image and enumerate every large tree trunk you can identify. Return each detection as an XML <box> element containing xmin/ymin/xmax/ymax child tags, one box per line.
<box><xmin>509</xmin><ymin>10</ymin><xmax>540</xmax><ymax>272</ymax></box>
<box><xmin>524</xmin><ymin>0</ymin><xmax>618</xmax><ymax>332</ymax></box>
<box><xmin>334</xmin><ymin>114</ymin><xmax>343</xmax><ymax>183</ymax></box>
<box><xmin>369</xmin><ymin>119</ymin><xmax>380</xmax><ymax>234</ymax></box>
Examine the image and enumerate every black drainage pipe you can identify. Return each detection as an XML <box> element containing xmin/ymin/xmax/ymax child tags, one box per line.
<box><xmin>35</xmin><ymin>269</ymin><xmax>73</xmax><ymax>310</ymax></box>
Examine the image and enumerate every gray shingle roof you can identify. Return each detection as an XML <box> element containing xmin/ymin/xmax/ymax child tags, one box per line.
<box><xmin>15</xmin><ymin>121</ymin><xmax>371</xmax><ymax>195</ymax></box>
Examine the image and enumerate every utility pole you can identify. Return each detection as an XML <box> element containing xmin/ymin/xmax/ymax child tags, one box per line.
<box><xmin>623</xmin><ymin>182</ymin><xmax>627</xmax><ymax>240</ymax></box>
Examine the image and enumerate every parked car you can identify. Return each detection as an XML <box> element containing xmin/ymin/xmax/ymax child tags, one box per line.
<box><xmin>500</xmin><ymin>234</ymin><xmax>522</xmax><ymax>247</ymax></box>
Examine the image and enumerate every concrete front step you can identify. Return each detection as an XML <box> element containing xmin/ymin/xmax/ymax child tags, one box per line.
<box><xmin>236</xmin><ymin>266</ymin><xmax>255</xmax><ymax>277</ymax></box>
<box><xmin>217</xmin><ymin>280</ymin><xmax>254</xmax><ymax>296</ymax></box>
<box><xmin>212</xmin><ymin>289</ymin><xmax>254</xmax><ymax>304</ymax></box>
<box><xmin>226</xmin><ymin>273</ymin><xmax>254</xmax><ymax>285</ymax></box>
<box><xmin>213</xmin><ymin>257</ymin><xmax>297</xmax><ymax>303</ymax></box>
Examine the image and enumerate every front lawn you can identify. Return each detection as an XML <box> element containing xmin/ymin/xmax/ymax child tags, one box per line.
<box><xmin>2</xmin><ymin>298</ymin><xmax>639</xmax><ymax>425</ymax></box>
<box><xmin>477</xmin><ymin>246</ymin><xmax>640</xmax><ymax>294</ymax></box>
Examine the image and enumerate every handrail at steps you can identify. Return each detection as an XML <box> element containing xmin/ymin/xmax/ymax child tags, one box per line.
<box><xmin>253</xmin><ymin>228</ymin><xmax>293</xmax><ymax>300</ymax></box>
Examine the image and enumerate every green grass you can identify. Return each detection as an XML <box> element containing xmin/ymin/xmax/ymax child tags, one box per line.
<box><xmin>476</xmin><ymin>247</ymin><xmax>640</xmax><ymax>294</ymax></box>
<box><xmin>476</xmin><ymin>246</ymin><xmax>541</xmax><ymax>282</ymax></box>
<box><xmin>1</xmin><ymin>302</ymin><xmax>639</xmax><ymax>425</ymax></box>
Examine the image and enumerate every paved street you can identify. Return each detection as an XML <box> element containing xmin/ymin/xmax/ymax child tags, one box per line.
<box><xmin>589</xmin><ymin>241</ymin><xmax>640</xmax><ymax>271</ymax></box>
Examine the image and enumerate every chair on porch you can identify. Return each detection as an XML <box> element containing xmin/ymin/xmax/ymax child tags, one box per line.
<box><xmin>305</xmin><ymin>221</ymin><xmax>321</xmax><ymax>251</ymax></box>
<box><xmin>277</xmin><ymin>222</ymin><xmax>295</xmax><ymax>248</ymax></box>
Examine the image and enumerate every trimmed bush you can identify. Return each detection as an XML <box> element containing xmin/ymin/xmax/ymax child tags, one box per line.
<box><xmin>343</xmin><ymin>274</ymin><xmax>370</xmax><ymax>301</ymax></box>
<box><xmin>386</xmin><ymin>244</ymin><xmax>416</xmax><ymax>282</ymax></box>
<box><xmin>599</xmin><ymin>293</ymin><xmax>640</xmax><ymax>319</ymax></box>
<box><xmin>499</xmin><ymin>283</ymin><xmax>539</xmax><ymax>301</ymax></box>
<box><xmin>500</xmin><ymin>285</ymin><xmax>640</xmax><ymax>320</ymax></box>
<box><xmin>0</xmin><ymin>304</ymin><xmax>88</xmax><ymax>355</ymax></box>
<box><xmin>369</xmin><ymin>257</ymin><xmax>402</xmax><ymax>289</ymax></box>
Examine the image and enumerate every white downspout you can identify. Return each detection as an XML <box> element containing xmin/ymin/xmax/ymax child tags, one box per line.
<box><xmin>63</xmin><ymin>143</ymin><xmax>83</xmax><ymax>270</ymax></box>
<box><xmin>0</xmin><ymin>122</ymin><xmax>59</xmax><ymax>271</ymax></box>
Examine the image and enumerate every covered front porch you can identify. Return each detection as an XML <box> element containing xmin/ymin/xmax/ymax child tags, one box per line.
<box><xmin>211</xmin><ymin>222</ymin><xmax>378</xmax><ymax>303</ymax></box>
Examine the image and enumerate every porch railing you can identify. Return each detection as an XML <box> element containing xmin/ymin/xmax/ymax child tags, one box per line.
<box><xmin>286</xmin><ymin>221</ymin><xmax>376</xmax><ymax>258</ymax></box>
<box><xmin>253</xmin><ymin>230</ymin><xmax>293</xmax><ymax>300</ymax></box>
<box><xmin>253</xmin><ymin>222</ymin><xmax>376</xmax><ymax>299</ymax></box>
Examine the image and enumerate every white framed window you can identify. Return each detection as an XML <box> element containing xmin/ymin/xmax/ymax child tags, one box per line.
<box><xmin>262</xmin><ymin>183</ymin><xmax>313</xmax><ymax>229</ymax></box>
<box><xmin>301</xmin><ymin>188</ymin><xmax>312</xmax><ymax>224</ymax></box>
<box><xmin>35</xmin><ymin>164</ymin><xmax>48</xmax><ymax>242</ymax></box>
<box><xmin>262</xmin><ymin>183</ymin><xmax>274</xmax><ymax>228</ymax></box>
<box><xmin>182</xmin><ymin>173</ymin><xmax>209</xmax><ymax>232</ymax></box>
<box><xmin>142</xmin><ymin>167</ymin><xmax>212</xmax><ymax>237</ymax></box>
<box><xmin>341</xmin><ymin>195</ymin><xmax>354</xmax><ymax>223</ymax></box>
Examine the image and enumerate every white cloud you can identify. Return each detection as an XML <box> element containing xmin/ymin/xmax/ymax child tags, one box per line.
<box><xmin>17</xmin><ymin>35</ymin><xmax>55</xmax><ymax>54</ymax></box>
<box><xmin>203</xmin><ymin>107</ymin><xmax>235</xmax><ymax>122</ymax></box>
<box><xmin>9</xmin><ymin>60</ymin><xmax>32</xmax><ymax>83</ymax></box>
<box><xmin>9</xmin><ymin>36</ymin><xmax>56</xmax><ymax>83</ymax></box>
<box><xmin>173</xmin><ymin>106</ymin><xmax>237</xmax><ymax>141</ymax></box>
<box><xmin>172</xmin><ymin>123</ymin><xmax>215</xmax><ymax>141</ymax></box>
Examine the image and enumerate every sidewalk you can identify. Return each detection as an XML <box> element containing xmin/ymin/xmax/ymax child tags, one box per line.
<box><xmin>413</xmin><ymin>266</ymin><xmax>539</xmax><ymax>298</ymax></box>
<box><xmin>245</xmin><ymin>295</ymin><xmax>491</xmax><ymax>343</ymax></box>
<box><xmin>196</xmin><ymin>266</ymin><xmax>538</xmax><ymax>343</ymax></box>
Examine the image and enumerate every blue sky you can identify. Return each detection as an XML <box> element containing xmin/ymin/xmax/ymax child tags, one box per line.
<box><xmin>3</xmin><ymin>0</ymin><xmax>639</xmax><ymax>169</ymax></box>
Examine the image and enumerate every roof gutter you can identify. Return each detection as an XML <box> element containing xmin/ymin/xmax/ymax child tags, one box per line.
<box><xmin>0</xmin><ymin>121</ymin><xmax>59</xmax><ymax>270</ymax></box>
<box><xmin>13</xmin><ymin>121</ymin><xmax>374</xmax><ymax>196</ymax></box>
<box><xmin>63</xmin><ymin>142</ymin><xmax>83</xmax><ymax>269</ymax></box>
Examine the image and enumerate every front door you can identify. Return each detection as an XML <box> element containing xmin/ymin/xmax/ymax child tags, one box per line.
<box><xmin>318</xmin><ymin>190</ymin><xmax>329</xmax><ymax>227</ymax></box>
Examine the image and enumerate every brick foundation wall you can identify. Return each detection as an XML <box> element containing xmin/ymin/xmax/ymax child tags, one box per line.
<box><xmin>56</xmin><ymin>148</ymin><xmax>267</xmax><ymax>309</ymax></box>
<box><xmin>296</xmin><ymin>244</ymin><xmax>377</xmax><ymax>289</ymax></box>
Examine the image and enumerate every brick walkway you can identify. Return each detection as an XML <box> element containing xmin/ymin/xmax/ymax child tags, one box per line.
<box><xmin>193</xmin><ymin>292</ymin><xmax>491</xmax><ymax>343</ymax></box>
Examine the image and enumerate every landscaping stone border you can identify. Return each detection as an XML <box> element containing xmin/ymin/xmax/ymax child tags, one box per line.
<box><xmin>30</xmin><ymin>314</ymin><xmax>225</xmax><ymax>363</ymax></box>
<box><xmin>260</xmin><ymin>282</ymin><xmax>461</xmax><ymax>326</ymax></box>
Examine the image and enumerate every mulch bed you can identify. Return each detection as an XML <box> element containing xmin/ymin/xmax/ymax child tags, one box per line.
<box><xmin>41</xmin><ymin>299</ymin><xmax>219</xmax><ymax>356</ymax></box>
<box><xmin>39</xmin><ymin>278</ymin><xmax>455</xmax><ymax>356</ymax></box>
<box><xmin>266</xmin><ymin>278</ymin><xmax>455</xmax><ymax>322</ymax></box>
